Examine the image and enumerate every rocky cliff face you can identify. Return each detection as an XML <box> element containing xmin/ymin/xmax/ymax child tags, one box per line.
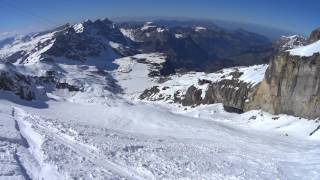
<box><xmin>245</xmin><ymin>52</ymin><xmax>320</xmax><ymax>119</ymax></box>
<box><xmin>202</xmin><ymin>80</ymin><xmax>252</xmax><ymax>110</ymax></box>
<box><xmin>309</xmin><ymin>28</ymin><xmax>320</xmax><ymax>43</ymax></box>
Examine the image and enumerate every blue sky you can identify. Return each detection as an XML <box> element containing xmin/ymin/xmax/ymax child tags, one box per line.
<box><xmin>0</xmin><ymin>0</ymin><xmax>319</xmax><ymax>36</ymax></box>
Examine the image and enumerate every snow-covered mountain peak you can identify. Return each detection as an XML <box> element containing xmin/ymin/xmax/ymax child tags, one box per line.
<box><xmin>0</xmin><ymin>18</ymin><xmax>131</xmax><ymax>65</ymax></box>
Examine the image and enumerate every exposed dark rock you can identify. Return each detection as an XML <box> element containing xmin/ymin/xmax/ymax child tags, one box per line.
<box><xmin>202</xmin><ymin>79</ymin><xmax>252</xmax><ymax>110</ymax></box>
<box><xmin>198</xmin><ymin>79</ymin><xmax>212</xmax><ymax>85</ymax></box>
<box><xmin>181</xmin><ymin>85</ymin><xmax>203</xmax><ymax>106</ymax></box>
<box><xmin>56</xmin><ymin>83</ymin><xmax>82</xmax><ymax>92</ymax></box>
<box><xmin>223</xmin><ymin>105</ymin><xmax>244</xmax><ymax>114</ymax></box>
<box><xmin>139</xmin><ymin>86</ymin><xmax>160</xmax><ymax>100</ymax></box>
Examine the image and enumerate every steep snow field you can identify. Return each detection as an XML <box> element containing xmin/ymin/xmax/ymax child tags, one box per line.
<box><xmin>0</xmin><ymin>52</ymin><xmax>320</xmax><ymax>179</ymax></box>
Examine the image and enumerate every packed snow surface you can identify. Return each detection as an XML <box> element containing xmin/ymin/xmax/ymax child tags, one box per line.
<box><xmin>288</xmin><ymin>40</ymin><xmax>320</xmax><ymax>57</ymax></box>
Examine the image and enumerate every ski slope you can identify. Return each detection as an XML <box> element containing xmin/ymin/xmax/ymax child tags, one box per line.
<box><xmin>0</xmin><ymin>52</ymin><xmax>319</xmax><ymax>179</ymax></box>
<box><xmin>1</xmin><ymin>94</ymin><xmax>320</xmax><ymax>179</ymax></box>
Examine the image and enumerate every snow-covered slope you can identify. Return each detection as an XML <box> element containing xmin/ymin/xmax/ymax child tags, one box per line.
<box><xmin>288</xmin><ymin>39</ymin><xmax>320</xmax><ymax>57</ymax></box>
<box><xmin>112</xmin><ymin>53</ymin><xmax>166</xmax><ymax>97</ymax></box>
<box><xmin>1</xmin><ymin>89</ymin><xmax>320</xmax><ymax>179</ymax></box>
<box><xmin>0</xmin><ymin>19</ymin><xmax>320</xmax><ymax>179</ymax></box>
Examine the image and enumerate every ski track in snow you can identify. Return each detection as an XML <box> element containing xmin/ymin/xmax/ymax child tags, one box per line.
<box><xmin>0</xmin><ymin>100</ymin><xmax>319</xmax><ymax>180</ymax></box>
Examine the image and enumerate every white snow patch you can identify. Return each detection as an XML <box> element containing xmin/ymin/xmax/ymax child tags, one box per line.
<box><xmin>109</xmin><ymin>41</ymin><xmax>122</xmax><ymax>49</ymax></box>
<box><xmin>238</xmin><ymin>64</ymin><xmax>268</xmax><ymax>86</ymax></box>
<box><xmin>112</xmin><ymin>53</ymin><xmax>166</xmax><ymax>96</ymax></box>
<box><xmin>175</xmin><ymin>33</ymin><xmax>183</xmax><ymax>38</ymax></box>
<box><xmin>120</xmin><ymin>28</ymin><xmax>137</xmax><ymax>42</ymax></box>
<box><xmin>141</xmin><ymin>22</ymin><xmax>156</xmax><ymax>31</ymax></box>
<box><xmin>73</xmin><ymin>23</ymin><xmax>84</xmax><ymax>33</ymax></box>
<box><xmin>288</xmin><ymin>40</ymin><xmax>320</xmax><ymax>57</ymax></box>
<box><xmin>194</xmin><ymin>26</ymin><xmax>207</xmax><ymax>32</ymax></box>
<box><xmin>156</xmin><ymin>28</ymin><xmax>165</xmax><ymax>33</ymax></box>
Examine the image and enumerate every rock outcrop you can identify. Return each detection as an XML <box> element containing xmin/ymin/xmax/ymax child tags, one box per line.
<box><xmin>0</xmin><ymin>63</ymin><xmax>36</xmax><ymax>100</ymax></box>
<box><xmin>203</xmin><ymin>80</ymin><xmax>252</xmax><ymax>110</ymax></box>
<box><xmin>245</xmin><ymin>52</ymin><xmax>320</xmax><ymax>119</ymax></box>
<box><xmin>309</xmin><ymin>27</ymin><xmax>320</xmax><ymax>43</ymax></box>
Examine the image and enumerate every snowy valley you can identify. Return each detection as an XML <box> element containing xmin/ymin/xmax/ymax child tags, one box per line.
<box><xmin>0</xmin><ymin>18</ymin><xmax>320</xmax><ymax>180</ymax></box>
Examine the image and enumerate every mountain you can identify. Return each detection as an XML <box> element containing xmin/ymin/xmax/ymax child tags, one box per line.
<box><xmin>113</xmin><ymin>17</ymin><xmax>296</xmax><ymax>40</ymax></box>
<box><xmin>0</xmin><ymin>18</ymin><xmax>276</xmax><ymax>76</ymax></box>
<box><xmin>119</xmin><ymin>21</ymin><xmax>274</xmax><ymax>74</ymax></box>
<box><xmin>140</xmin><ymin>25</ymin><xmax>320</xmax><ymax>120</ymax></box>
<box><xmin>0</xmin><ymin>18</ymin><xmax>320</xmax><ymax>179</ymax></box>
<box><xmin>246</xmin><ymin>30</ymin><xmax>320</xmax><ymax>119</ymax></box>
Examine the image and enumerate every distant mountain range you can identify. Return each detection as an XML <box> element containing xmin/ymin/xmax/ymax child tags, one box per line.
<box><xmin>112</xmin><ymin>17</ymin><xmax>298</xmax><ymax>40</ymax></box>
<box><xmin>1</xmin><ymin>18</ymin><xmax>282</xmax><ymax>75</ymax></box>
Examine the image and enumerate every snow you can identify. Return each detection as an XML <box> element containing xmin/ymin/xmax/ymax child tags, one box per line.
<box><xmin>280</xmin><ymin>35</ymin><xmax>305</xmax><ymax>50</ymax></box>
<box><xmin>0</xmin><ymin>31</ymin><xmax>56</xmax><ymax>64</ymax></box>
<box><xmin>15</xmin><ymin>108</ymin><xmax>63</xmax><ymax>180</ymax></box>
<box><xmin>112</xmin><ymin>53</ymin><xmax>166</xmax><ymax>96</ymax></box>
<box><xmin>175</xmin><ymin>33</ymin><xmax>183</xmax><ymax>38</ymax></box>
<box><xmin>109</xmin><ymin>41</ymin><xmax>122</xmax><ymax>49</ymax></box>
<box><xmin>142</xmin><ymin>64</ymin><xmax>268</xmax><ymax>103</ymax></box>
<box><xmin>238</xmin><ymin>64</ymin><xmax>268</xmax><ymax>86</ymax></box>
<box><xmin>120</xmin><ymin>28</ymin><xmax>138</xmax><ymax>42</ymax></box>
<box><xmin>0</xmin><ymin>23</ymin><xmax>320</xmax><ymax>179</ymax></box>
<box><xmin>156</xmin><ymin>27</ymin><xmax>165</xmax><ymax>33</ymax></box>
<box><xmin>194</xmin><ymin>26</ymin><xmax>207</xmax><ymax>32</ymax></box>
<box><xmin>0</xmin><ymin>91</ymin><xmax>320</xmax><ymax>179</ymax></box>
<box><xmin>288</xmin><ymin>40</ymin><xmax>320</xmax><ymax>57</ymax></box>
<box><xmin>73</xmin><ymin>23</ymin><xmax>84</xmax><ymax>33</ymax></box>
<box><xmin>141</xmin><ymin>22</ymin><xmax>156</xmax><ymax>31</ymax></box>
